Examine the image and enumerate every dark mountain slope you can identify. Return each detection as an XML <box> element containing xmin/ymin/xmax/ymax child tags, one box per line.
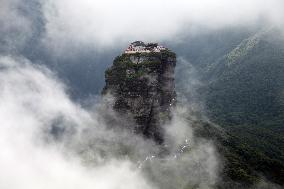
<box><xmin>173</xmin><ymin>28</ymin><xmax>284</xmax><ymax>187</ymax></box>
<box><xmin>205</xmin><ymin>30</ymin><xmax>284</xmax><ymax>125</ymax></box>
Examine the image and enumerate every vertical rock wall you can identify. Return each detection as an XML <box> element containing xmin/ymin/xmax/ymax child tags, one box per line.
<box><xmin>102</xmin><ymin>50</ymin><xmax>176</xmax><ymax>143</ymax></box>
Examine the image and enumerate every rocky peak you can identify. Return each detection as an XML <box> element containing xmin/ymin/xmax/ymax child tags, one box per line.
<box><xmin>102</xmin><ymin>42</ymin><xmax>176</xmax><ymax>143</ymax></box>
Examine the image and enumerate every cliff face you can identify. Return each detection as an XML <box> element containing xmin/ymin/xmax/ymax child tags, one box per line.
<box><xmin>102</xmin><ymin>46</ymin><xmax>176</xmax><ymax>143</ymax></box>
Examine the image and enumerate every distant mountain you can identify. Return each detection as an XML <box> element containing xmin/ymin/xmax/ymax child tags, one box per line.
<box><xmin>204</xmin><ymin>29</ymin><xmax>284</xmax><ymax>126</ymax></box>
<box><xmin>174</xmin><ymin>27</ymin><xmax>284</xmax><ymax>186</ymax></box>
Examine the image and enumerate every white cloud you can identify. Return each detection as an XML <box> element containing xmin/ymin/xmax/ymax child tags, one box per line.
<box><xmin>43</xmin><ymin>0</ymin><xmax>284</xmax><ymax>49</ymax></box>
<box><xmin>1</xmin><ymin>0</ymin><xmax>283</xmax><ymax>54</ymax></box>
<box><xmin>0</xmin><ymin>56</ymin><xmax>220</xmax><ymax>188</ymax></box>
<box><xmin>0</xmin><ymin>56</ymin><xmax>155</xmax><ymax>189</ymax></box>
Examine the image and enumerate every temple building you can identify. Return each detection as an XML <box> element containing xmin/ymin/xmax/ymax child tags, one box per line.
<box><xmin>124</xmin><ymin>41</ymin><xmax>167</xmax><ymax>54</ymax></box>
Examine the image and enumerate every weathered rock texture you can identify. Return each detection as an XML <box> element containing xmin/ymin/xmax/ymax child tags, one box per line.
<box><xmin>102</xmin><ymin>49</ymin><xmax>176</xmax><ymax>143</ymax></box>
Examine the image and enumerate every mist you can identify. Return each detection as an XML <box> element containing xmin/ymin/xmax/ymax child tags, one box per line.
<box><xmin>0</xmin><ymin>56</ymin><xmax>221</xmax><ymax>188</ymax></box>
<box><xmin>0</xmin><ymin>56</ymin><xmax>155</xmax><ymax>189</ymax></box>
<box><xmin>2</xmin><ymin>0</ymin><xmax>284</xmax><ymax>53</ymax></box>
<box><xmin>43</xmin><ymin>0</ymin><xmax>284</xmax><ymax>50</ymax></box>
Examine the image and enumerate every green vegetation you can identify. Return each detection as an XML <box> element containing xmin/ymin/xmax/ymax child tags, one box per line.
<box><xmin>203</xmin><ymin>30</ymin><xmax>284</xmax><ymax>186</ymax></box>
<box><xmin>107</xmin><ymin>53</ymin><xmax>167</xmax><ymax>81</ymax></box>
<box><xmin>175</xmin><ymin>28</ymin><xmax>284</xmax><ymax>187</ymax></box>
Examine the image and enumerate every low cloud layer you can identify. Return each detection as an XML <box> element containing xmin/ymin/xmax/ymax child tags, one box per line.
<box><xmin>0</xmin><ymin>56</ymin><xmax>154</xmax><ymax>189</ymax></box>
<box><xmin>0</xmin><ymin>56</ymin><xmax>220</xmax><ymax>188</ymax></box>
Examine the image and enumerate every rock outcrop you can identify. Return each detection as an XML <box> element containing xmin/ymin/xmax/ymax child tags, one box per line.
<box><xmin>102</xmin><ymin>42</ymin><xmax>176</xmax><ymax>143</ymax></box>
